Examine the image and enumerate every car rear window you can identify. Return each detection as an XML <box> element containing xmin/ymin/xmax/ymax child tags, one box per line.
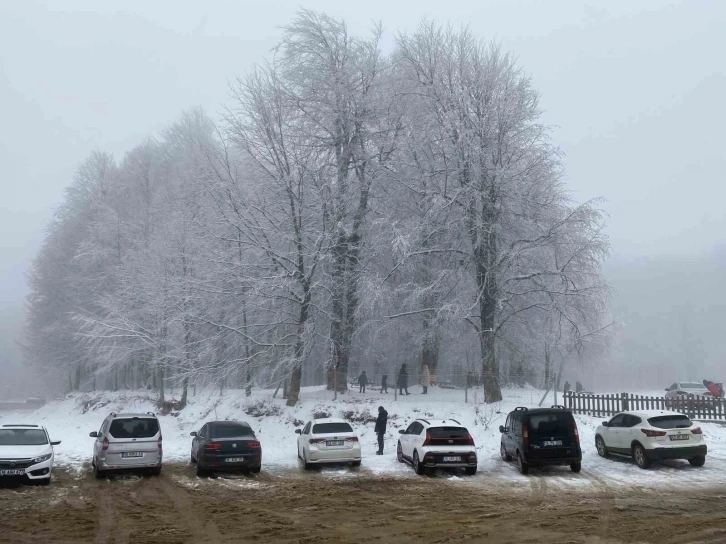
<box><xmin>680</xmin><ymin>383</ymin><xmax>705</xmax><ymax>389</ymax></box>
<box><xmin>528</xmin><ymin>412</ymin><xmax>574</xmax><ymax>434</ymax></box>
<box><xmin>109</xmin><ymin>418</ymin><xmax>159</xmax><ymax>439</ymax></box>
<box><xmin>428</xmin><ymin>427</ymin><xmax>469</xmax><ymax>439</ymax></box>
<box><xmin>211</xmin><ymin>425</ymin><xmax>254</xmax><ymax>439</ymax></box>
<box><xmin>312</xmin><ymin>423</ymin><xmax>353</xmax><ymax>434</ymax></box>
<box><xmin>648</xmin><ymin>415</ymin><xmax>693</xmax><ymax>429</ymax></box>
<box><xmin>0</xmin><ymin>429</ymin><xmax>48</xmax><ymax>445</ymax></box>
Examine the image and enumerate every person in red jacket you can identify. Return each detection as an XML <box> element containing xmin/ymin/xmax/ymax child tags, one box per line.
<box><xmin>703</xmin><ymin>379</ymin><xmax>723</xmax><ymax>398</ymax></box>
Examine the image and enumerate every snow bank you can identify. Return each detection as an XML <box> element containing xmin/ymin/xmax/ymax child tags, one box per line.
<box><xmin>2</xmin><ymin>385</ymin><xmax>725</xmax><ymax>490</ymax></box>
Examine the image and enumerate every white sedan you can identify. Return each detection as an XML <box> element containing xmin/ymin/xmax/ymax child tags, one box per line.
<box><xmin>0</xmin><ymin>424</ymin><xmax>61</xmax><ymax>485</ymax></box>
<box><xmin>295</xmin><ymin>418</ymin><xmax>361</xmax><ymax>469</ymax></box>
<box><xmin>595</xmin><ymin>410</ymin><xmax>706</xmax><ymax>469</ymax></box>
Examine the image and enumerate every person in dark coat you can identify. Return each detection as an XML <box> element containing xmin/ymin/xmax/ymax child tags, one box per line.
<box><xmin>380</xmin><ymin>374</ymin><xmax>388</xmax><ymax>394</ymax></box>
<box><xmin>358</xmin><ymin>371</ymin><xmax>368</xmax><ymax>393</ymax></box>
<box><xmin>374</xmin><ymin>406</ymin><xmax>388</xmax><ymax>455</ymax></box>
<box><xmin>397</xmin><ymin>364</ymin><xmax>409</xmax><ymax>395</ymax></box>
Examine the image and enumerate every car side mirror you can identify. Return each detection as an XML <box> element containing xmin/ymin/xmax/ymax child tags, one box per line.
<box><xmin>190</xmin><ymin>431</ymin><xmax>197</xmax><ymax>437</ymax></box>
<box><xmin>89</xmin><ymin>431</ymin><xmax>98</xmax><ymax>438</ymax></box>
<box><xmin>51</xmin><ymin>441</ymin><xmax>61</xmax><ymax>446</ymax></box>
<box><xmin>499</xmin><ymin>425</ymin><xmax>506</xmax><ymax>433</ymax></box>
<box><xmin>602</xmin><ymin>421</ymin><xmax>609</xmax><ymax>427</ymax></box>
<box><xmin>295</xmin><ymin>429</ymin><xmax>302</xmax><ymax>434</ymax></box>
<box><xmin>398</xmin><ymin>430</ymin><xmax>405</xmax><ymax>435</ymax></box>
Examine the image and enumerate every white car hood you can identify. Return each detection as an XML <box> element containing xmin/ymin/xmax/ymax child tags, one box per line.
<box><xmin>0</xmin><ymin>444</ymin><xmax>52</xmax><ymax>459</ymax></box>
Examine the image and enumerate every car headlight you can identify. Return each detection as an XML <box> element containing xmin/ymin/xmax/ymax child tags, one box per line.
<box><xmin>32</xmin><ymin>453</ymin><xmax>52</xmax><ymax>464</ymax></box>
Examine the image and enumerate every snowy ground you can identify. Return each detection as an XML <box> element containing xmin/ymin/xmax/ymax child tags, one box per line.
<box><xmin>2</xmin><ymin>385</ymin><xmax>725</xmax><ymax>491</ymax></box>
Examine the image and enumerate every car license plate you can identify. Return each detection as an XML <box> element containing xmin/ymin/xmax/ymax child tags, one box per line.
<box><xmin>543</xmin><ymin>440</ymin><xmax>563</xmax><ymax>446</ymax></box>
<box><xmin>225</xmin><ymin>457</ymin><xmax>245</xmax><ymax>463</ymax></box>
<box><xmin>0</xmin><ymin>469</ymin><xmax>25</xmax><ymax>476</ymax></box>
<box><xmin>326</xmin><ymin>440</ymin><xmax>344</xmax><ymax>446</ymax></box>
<box><xmin>121</xmin><ymin>452</ymin><xmax>143</xmax><ymax>458</ymax></box>
<box><xmin>669</xmin><ymin>435</ymin><xmax>689</xmax><ymax>441</ymax></box>
<box><xmin>442</xmin><ymin>456</ymin><xmax>461</xmax><ymax>462</ymax></box>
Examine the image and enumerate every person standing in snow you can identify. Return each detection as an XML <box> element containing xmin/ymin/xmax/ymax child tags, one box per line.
<box><xmin>420</xmin><ymin>364</ymin><xmax>430</xmax><ymax>394</ymax></box>
<box><xmin>380</xmin><ymin>374</ymin><xmax>388</xmax><ymax>393</ymax></box>
<box><xmin>374</xmin><ymin>406</ymin><xmax>388</xmax><ymax>455</ymax></box>
<box><xmin>397</xmin><ymin>364</ymin><xmax>410</xmax><ymax>395</ymax></box>
<box><xmin>358</xmin><ymin>371</ymin><xmax>368</xmax><ymax>393</ymax></box>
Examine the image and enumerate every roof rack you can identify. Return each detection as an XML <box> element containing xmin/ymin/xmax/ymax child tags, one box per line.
<box><xmin>110</xmin><ymin>412</ymin><xmax>116</xmax><ymax>417</ymax></box>
<box><xmin>416</xmin><ymin>418</ymin><xmax>431</xmax><ymax>425</ymax></box>
<box><xmin>147</xmin><ymin>412</ymin><xmax>155</xmax><ymax>416</ymax></box>
<box><xmin>2</xmin><ymin>424</ymin><xmax>39</xmax><ymax>427</ymax></box>
<box><xmin>551</xmin><ymin>405</ymin><xmax>566</xmax><ymax>410</ymax></box>
<box><xmin>447</xmin><ymin>418</ymin><xmax>461</xmax><ymax>425</ymax></box>
<box><xmin>514</xmin><ymin>407</ymin><xmax>528</xmax><ymax>411</ymax></box>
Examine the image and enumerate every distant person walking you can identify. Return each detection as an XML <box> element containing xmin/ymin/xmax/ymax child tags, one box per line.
<box><xmin>358</xmin><ymin>371</ymin><xmax>368</xmax><ymax>393</ymax></box>
<box><xmin>703</xmin><ymin>379</ymin><xmax>722</xmax><ymax>398</ymax></box>
<box><xmin>397</xmin><ymin>364</ymin><xmax>410</xmax><ymax>395</ymax></box>
<box><xmin>374</xmin><ymin>406</ymin><xmax>388</xmax><ymax>455</ymax></box>
<box><xmin>380</xmin><ymin>374</ymin><xmax>388</xmax><ymax>394</ymax></box>
<box><xmin>420</xmin><ymin>364</ymin><xmax>430</xmax><ymax>394</ymax></box>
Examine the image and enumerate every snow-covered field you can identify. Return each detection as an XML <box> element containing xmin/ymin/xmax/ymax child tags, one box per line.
<box><xmin>2</xmin><ymin>385</ymin><xmax>725</xmax><ymax>491</ymax></box>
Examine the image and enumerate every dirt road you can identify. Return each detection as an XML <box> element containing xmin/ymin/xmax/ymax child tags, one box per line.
<box><xmin>1</xmin><ymin>464</ymin><xmax>725</xmax><ymax>544</ymax></box>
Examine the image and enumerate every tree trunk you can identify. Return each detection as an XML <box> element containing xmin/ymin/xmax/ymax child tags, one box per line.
<box><xmin>286</xmin><ymin>292</ymin><xmax>310</xmax><ymax>406</ymax></box>
<box><xmin>158</xmin><ymin>366</ymin><xmax>165</xmax><ymax>404</ymax></box>
<box><xmin>179</xmin><ymin>376</ymin><xmax>189</xmax><ymax>409</ymax></box>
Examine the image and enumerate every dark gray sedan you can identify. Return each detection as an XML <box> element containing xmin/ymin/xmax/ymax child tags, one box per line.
<box><xmin>190</xmin><ymin>421</ymin><xmax>261</xmax><ymax>476</ymax></box>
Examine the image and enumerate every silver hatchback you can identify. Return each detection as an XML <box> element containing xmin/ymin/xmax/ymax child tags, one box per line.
<box><xmin>90</xmin><ymin>412</ymin><xmax>162</xmax><ymax>478</ymax></box>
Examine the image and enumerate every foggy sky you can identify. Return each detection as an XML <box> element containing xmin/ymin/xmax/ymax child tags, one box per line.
<box><xmin>1</xmin><ymin>1</ymin><xmax>724</xmax><ymax>381</ymax></box>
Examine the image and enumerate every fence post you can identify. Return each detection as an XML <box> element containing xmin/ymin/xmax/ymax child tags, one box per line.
<box><xmin>621</xmin><ymin>392</ymin><xmax>629</xmax><ymax>411</ymax></box>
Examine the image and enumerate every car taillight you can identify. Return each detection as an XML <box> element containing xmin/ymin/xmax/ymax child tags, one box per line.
<box><xmin>157</xmin><ymin>436</ymin><xmax>163</xmax><ymax>449</ymax></box>
<box><xmin>102</xmin><ymin>437</ymin><xmax>109</xmax><ymax>451</ymax></box>
<box><xmin>691</xmin><ymin>427</ymin><xmax>703</xmax><ymax>435</ymax></box>
<box><xmin>422</xmin><ymin>432</ymin><xmax>432</xmax><ymax>447</ymax></box>
<box><xmin>465</xmin><ymin>433</ymin><xmax>475</xmax><ymax>446</ymax></box>
<box><xmin>247</xmin><ymin>441</ymin><xmax>261</xmax><ymax>448</ymax></box>
<box><xmin>309</xmin><ymin>438</ymin><xmax>326</xmax><ymax>444</ymax></box>
<box><xmin>205</xmin><ymin>442</ymin><xmax>222</xmax><ymax>450</ymax></box>
<box><xmin>573</xmin><ymin>423</ymin><xmax>580</xmax><ymax>445</ymax></box>
<box><xmin>522</xmin><ymin>424</ymin><xmax>529</xmax><ymax>447</ymax></box>
<box><xmin>345</xmin><ymin>437</ymin><xmax>358</xmax><ymax>442</ymax></box>
<box><xmin>641</xmin><ymin>429</ymin><xmax>667</xmax><ymax>438</ymax></box>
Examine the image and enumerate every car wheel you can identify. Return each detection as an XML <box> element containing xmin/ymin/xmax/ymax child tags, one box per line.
<box><xmin>249</xmin><ymin>464</ymin><xmax>261</xmax><ymax>474</ymax></box>
<box><xmin>196</xmin><ymin>463</ymin><xmax>208</xmax><ymax>478</ymax></box>
<box><xmin>570</xmin><ymin>462</ymin><xmax>582</xmax><ymax>473</ymax></box>
<box><xmin>93</xmin><ymin>460</ymin><xmax>106</xmax><ymax>480</ymax></box>
<box><xmin>190</xmin><ymin>452</ymin><xmax>196</xmax><ymax>464</ymax></box>
<box><xmin>39</xmin><ymin>477</ymin><xmax>51</xmax><ymax>486</ymax></box>
<box><xmin>500</xmin><ymin>442</ymin><xmax>512</xmax><ymax>462</ymax></box>
<box><xmin>302</xmin><ymin>449</ymin><xmax>312</xmax><ymax>471</ymax></box>
<box><xmin>517</xmin><ymin>452</ymin><xmax>529</xmax><ymax>475</ymax></box>
<box><xmin>465</xmin><ymin>466</ymin><xmax>477</xmax><ymax>476</ymax></box>
<box><xmin>595</xmin><ymin>436</ymin><xmax>608</xmax><ymax>458</ymax></box>
<box><xmin>688</xmin><ymin>456</ymin><xmax>706</xmax><ymax>467</ymax></box>
<box><xmin>413</xmin><ymin>451</ymin><xmax>425</xmax><ymax>475</ymax></box>
<box><xmin>633</xmin><ymin>444</ymin><xmax>651</xmax><ymax>469</ymax></box>
<box><xmin>150</xmin><ymin>466</ymin><xmax>161</xmax><ymax>476</ymax></box>
<box><xmin>351</xmin><ymin>461</ymin><xmax>361</xmax><ymax>468</ymax></box>
<box><xmin>397</xmin><ymin>442</ymin><xmax>404</xmax><ymax>463</ymax></box>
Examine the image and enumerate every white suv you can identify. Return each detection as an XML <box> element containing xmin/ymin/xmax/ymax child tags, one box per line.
<box><xmin>0</xmin><ymin>424</ymin><xmax>61</xmax><ymax>485</ymax></box>
<box><xmin>397</xmin><ymin>418</ymin><xmax>477</xmax><ymax>475</ymax></box>
<box><xmin>595</xmin><ymin>410</ymin><xmax>707</xmax><ymax>469</ymax></box>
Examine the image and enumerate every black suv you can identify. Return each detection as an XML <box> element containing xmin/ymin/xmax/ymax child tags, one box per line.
<box><xmin>499</xmin><ymin>406</ymin><xmax>582</xmax><ymax>475</ymax></box>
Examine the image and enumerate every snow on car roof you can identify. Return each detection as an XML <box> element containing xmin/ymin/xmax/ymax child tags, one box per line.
<box><xmin>627</xmin><ymin>410</ymin><xmax>690</xmax><ymax>418</ymax></box>
<box><xmin>312</xmin><ymin>417</ymin><xmax>348</xmax><ymax>424</ymax></box>
<box><xmin>416</xmin><ymin>418</ymin><xmax>465</xmax><ymax>427</ymax></box>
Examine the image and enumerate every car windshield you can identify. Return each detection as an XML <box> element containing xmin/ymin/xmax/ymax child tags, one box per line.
<box><xmin>109</xmin><ymin>418</ymin><xmax>159</xmax><ymax>439</ymax></box>
<box><xmin>0</xmin><ymin>429</ymin><xmax>48</xmax><ymax>445</ymax></box>
<box><xmin>680</xmin><ymin>383</ymin><xmax>706</xmax><ymax>389</ymax></box>
<box><xmin>648</xmin><ymin>415</ymin><xmax>693</xmax><ymax>429</ymax></box>
<box><xmin>312</xmin><ymin>422</ymin><xmax>353</xmax><ymax>434</ymax></box>
<box><xmin>211</xmin><ymin>425</ymin><xmax>253</xmax><ymax>439</ymax></box>
<box><xmin>528</xmin><ymin>412</ymin><xmax>574</xmax><ymax>434</ymax></box>
<box><xmin>428</xmin><ymin>427</ymin><xmax>469</xmax><ymax>439</ymax></box>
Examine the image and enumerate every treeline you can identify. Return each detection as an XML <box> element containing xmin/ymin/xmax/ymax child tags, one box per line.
<box><xmin>24</xmin><ymin>12</ymin><xmax>610</xmax><ymax>406</ymax></box>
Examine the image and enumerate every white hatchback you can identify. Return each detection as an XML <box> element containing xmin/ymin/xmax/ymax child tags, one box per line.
<box><xmin>295</xmin><ymin>418</ymin><xmax>361</xmax><ymax>469</ymax></box>
<box><xmin>397</xmin><ymin>418</ymin><xmax>478</xmax><ymax>475</ymax></box>
<box><xmin>0</xmin><ymin>424</ymin><xmax>61</xmax><ymax>485</ymax></box>
<box><xmin>595</xmin><ymin>410</ymin><xmax>707</xmax><ymax>469</ymax></box>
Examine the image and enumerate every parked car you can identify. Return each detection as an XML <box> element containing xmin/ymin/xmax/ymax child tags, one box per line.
<box><xmin>190</xmin><ymin>421</ymin><xmax>261</xmax><ymax>476</ymax></box>
<box><xmin>665</xmin><ymin>382</ymin><xmax>714</xmax><ymax>408</ymax></box>
<box><xmin>295</xmin><ymin>418</ymin><xmax>361</xmax><ymax>469</ymax></box>
<box><xmin>0</xmin><ymin>424</ymin><xmax>61</xmax><ymax>485</ymax></box>
<box><xmin>499</xmin><ymin>406</ymin><xmax>582</xmax><ymax>475</ymax></box>
<box><xmin>90</xmin><ymin>412</ymin><xmax>162</xmax><ymax>478</ymax></box>
<box><xmin>397</xmin><ymin>418</ymin><xmax>477</xmax><ymax>475</ymax></box>
<box><xmin>595</xmin><ymin>410</ymin><xmax>706</xmax><ymax>469</ymax></box>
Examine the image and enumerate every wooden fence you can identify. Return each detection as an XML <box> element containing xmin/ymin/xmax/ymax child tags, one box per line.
<box><xmin>564</xmin><ymin>391</ymin><xmax>726</xmax><ymax>421</ymax></box>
